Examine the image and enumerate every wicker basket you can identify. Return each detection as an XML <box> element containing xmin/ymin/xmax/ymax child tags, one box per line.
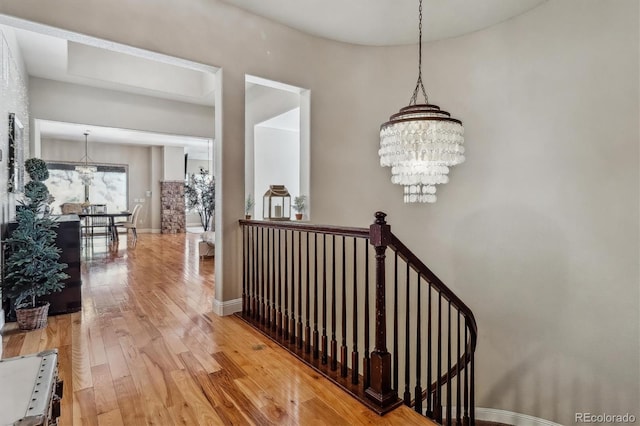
<box><xmin>15</xmin><ymin>302</ymin><xmax>50</xmax><ymax>330</ymax></box>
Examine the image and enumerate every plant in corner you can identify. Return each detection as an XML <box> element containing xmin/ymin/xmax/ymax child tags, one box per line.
<box><xmin>185</xmin><ymin>168</ymin><xmax>215</xmax><ymax>231</ymax></box>
<box><xmin>293</xmin><ymin>195</ymin><xmax>306</xmax><ymax>220</ymax></box>
<box><xmin>245</xmin><ymin>194</ymin><xmax>255</xmax><ymax>219</ymax></box>
<box><xmin>2</xmin><ymin>158</ymin><xmax>69</xmax><ymax>330</ymax></box>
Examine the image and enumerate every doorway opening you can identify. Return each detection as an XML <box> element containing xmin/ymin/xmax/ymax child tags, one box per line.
<box><xmin>244</xmin><ymin>75</ymin><xmax>310</xmax><ymax>221</ymax></box>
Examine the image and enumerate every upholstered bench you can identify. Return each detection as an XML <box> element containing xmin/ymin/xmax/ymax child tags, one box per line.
<box><xmin>199</xmin><ymin>231</ymin><xmax>215</xmax><ymax>258</ymax></box>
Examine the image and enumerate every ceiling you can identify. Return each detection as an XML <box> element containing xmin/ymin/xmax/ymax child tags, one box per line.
<box><xmin>220</xmin><ymin>0</ymin><xmax>548</xmax><ymax>46</ymax></box>
<box><xmin>11</xmin><ymin>1</ymin><xmax>548</xmax><ymax>157</ymax></box>
<box><xmin>9</xmin><ymin>26</ymin><xmax>215</xmax><ymax>160</ymax></box>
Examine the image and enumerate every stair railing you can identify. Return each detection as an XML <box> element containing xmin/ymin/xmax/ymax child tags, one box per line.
<box><xmin>238</xmin><ymin>211</ymin><xmax>477</xmax><ymax>424</ymax></box>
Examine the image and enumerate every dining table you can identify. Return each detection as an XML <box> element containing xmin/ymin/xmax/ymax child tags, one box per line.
<box><xmin>77</xmin><ymin>211</ymin><xmax>132</xmax><ymax>242</ymax></box>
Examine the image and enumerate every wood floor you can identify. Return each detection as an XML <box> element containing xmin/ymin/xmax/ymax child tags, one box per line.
<box><xmin>1</xmin><ymin>232</ymin><xmax>434</xmax><ymax>425</ymax></box>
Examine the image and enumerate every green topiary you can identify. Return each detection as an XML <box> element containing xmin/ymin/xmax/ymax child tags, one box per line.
<box><xmin>3</xmin><ymin>207</ymin><xmax>68</xmax><ymax>308</ymax></box>
<box><xmin>2</xmin><ymin>158</ymin><xmax>68</xmax><ymax>310</ymax></box>
<box><xmin>25</xmin><ymin>157</ymin><xmax>49</xmax><ymax>181</ymax></box>
<box><xmin>25</xmin><ymin>181</ymin><xmax>49</xmax><ymax>204</ymax></box>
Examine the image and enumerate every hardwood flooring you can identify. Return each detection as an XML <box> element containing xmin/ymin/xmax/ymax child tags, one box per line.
<box><xmin>1</xmin><ymin>233</ymin><xmax>434</xmax><ymax>425</ymax></box>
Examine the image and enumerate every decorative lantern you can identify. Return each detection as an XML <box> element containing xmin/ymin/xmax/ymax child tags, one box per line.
<box><xmin>263</xmin><ymin>185</ymin><xmax>291</xmax><ymax>221</ymax></box>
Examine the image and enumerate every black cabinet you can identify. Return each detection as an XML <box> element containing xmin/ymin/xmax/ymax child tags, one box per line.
<box><xmin>3</xmin><ymin>214</ymin><xmax>82</xmax><ymax>319</ymax></box>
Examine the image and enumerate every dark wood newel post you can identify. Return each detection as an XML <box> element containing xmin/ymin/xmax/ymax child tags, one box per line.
<box><xmin>365</xmin><ymin>211</ymin><xmax>398</xmax><ymax>408</ymax></box>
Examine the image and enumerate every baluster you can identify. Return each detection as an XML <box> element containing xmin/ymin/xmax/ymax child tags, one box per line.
<box><xmin>414</xmin><ymin>274</ymin><xmax>422</xmax><ymax>414</ymax></box>
<box><xmin>330</xmin><ymin>235</ymin><xmax>337</xmax><ymax>371</ymax></box>
<box><xmin>271</xmin><ymin>228</ymin><xmax>277</xmax><ymax>332</ymax></box>
<box><xmin>446</xmin><ymin>301</ymin><xmax>452</xmax><ymax>426</ymax></box>
<box><xmin>266</xmin><ymin>228</ymin><xmax>271</xmax><ymax>328</ymax></box>
<box><xmin>290</xmin><ymin>230</ymin><xmax>296</xmax><ymax>344</ymax></box>
<box><xmin>392</xmin><ymin>251</ymin><xmax>398</xmax><ymax>392</ymax></box>
<box><xmin>313</xmin><ymin>233</ymin><xmax>319</xmax><ymax>359</ymax></box>
<box><xmin>305</xmin><ymin>232</ymin><xmax>311</xmax><ymax>353</ymax></box>
<box><xmin>242</xmin><ymin>225</ymin><xmax>247</xmax><ymax>315</ymax></box>
<box><xmin>284</xmin><ymin>230</ymin><xmax>289</xmax><ymax>340</ymax></box>
<box><xmin>297</xmin><ymin>230</ymin><xmax>303</xmax><ymax>349</ymax></box>
<box><xmin>426</xmin><ymin>282</ymin><xmax>433</xmax><ymax>418</ymax></box>
<box><xmin>456</xmin><ymin>311</ymin><xmax>462</xmax><ymax>426</ymax></box>
<box><xmin>252</xmin><ymin>226</ymin><xmax>257</xmax><ymax>320</ymax></box>
<box><xmin>463</xmin><ymin>321</ymin><xmax>469</xmax><ymax>426</ymax></box>
<box><xmin>434</xmin><ymin>292</ymin><xmax>442</xmax><ymax>423</ymax></box>
<box><xmin>260</xmin><ymin>227</ymin><xmax>265</xmax><ymax>324</ymax></box>
<box><xmin>351</xmin><ymin>237</ymin><xmax>359</xmax><ymax>385</ymax></box>
<box><xmin>277</xmin><ymin>229</ymin><xmax>282</xmax><ymax>335</ymax></box>
<box><xmin>470</xmin><ymin>325</ymin><xmax>475</xmax><ymax>426</ymax></box>
<box><xmin>340</xmin><ymin>236</ymin><xmax>348</xmax><ymax>378</ymax></box>
<box><xmin>363</xmin><ymin>243</ymin><xmax>371</xmax><ymax>388</ymax></box>
<box><xmin>321</xmin><ymin>233</ymin><xmax>328</xmax><ymax>365</ymax></box>
<box><xmin>403</xmin><ymin>261</ymin><xmax>411</xmax><ymax>406</ymax></box>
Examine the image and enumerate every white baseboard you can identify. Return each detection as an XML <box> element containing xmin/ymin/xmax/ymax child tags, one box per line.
<box><xmin>212</xmin><ymin>298</ymin><xmax>242</xmax><ymax>316</ymax></box>
<box><xmin>475</xmin><ymin>408</ymin><xmax>562</xmax><ymax>426</ymax></box>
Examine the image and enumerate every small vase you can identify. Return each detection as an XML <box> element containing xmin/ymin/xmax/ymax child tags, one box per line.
<box><xmin>295</xmin><ymin>213</ymin><xmax>303</xmax><ymax>220</ymax></box>
<box><xmin>245</xmin><ymin>214</ymin><xmax>252</xmax><ymax>220</ymax></box>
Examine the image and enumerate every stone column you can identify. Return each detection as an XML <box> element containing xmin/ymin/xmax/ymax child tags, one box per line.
<box><xmin>160</xmin><ymin>180</ymin><xmax>186</xmax><ymax>234</ymax></box>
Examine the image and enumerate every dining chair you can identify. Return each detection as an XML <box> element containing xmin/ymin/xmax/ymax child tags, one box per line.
<box><xmin>115</xmin><ymin>204</ymin><xmax>142</xmax><ymax>240</ymax></box>
<box><xmin>88</xmin><ymin>204</ymin><xmax>109</xmax><ymax>239</ymax></box>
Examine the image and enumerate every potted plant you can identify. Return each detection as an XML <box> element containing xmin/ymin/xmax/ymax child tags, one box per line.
<box><xmin>293</xmin><ymin>195</ymin><xmax>306</xmax><ymax>220</ymax></box>
<box><xmin>185</xmin><ymin>168</ymin><xmax>215</xmax><ymax>231</ymax></box>
<box><xmin>245</xmin><ymin>194</ymin><xmax>255</xmax><ymax>219</ymax></box>
<box><xmin>2</xmin><ymin>158</ymin><xmax>68</xmax><ymax>330</ymax></box>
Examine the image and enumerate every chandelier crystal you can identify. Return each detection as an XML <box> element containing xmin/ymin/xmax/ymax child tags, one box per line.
<box><xmin>379</xmin><ymin>0</ymin><xmax>465</xmax><ymax>203</ymax></box>
<box><xmin>75</xmin><ymin>131</ymin><xmax>97</xmax><ymax>186</ymax></box>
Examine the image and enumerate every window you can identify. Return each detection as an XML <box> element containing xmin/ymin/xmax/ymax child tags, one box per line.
<box><xmin>46</xmin><ymin>162</ymin><xmax>128</xmax><ymax>213</ymax></box>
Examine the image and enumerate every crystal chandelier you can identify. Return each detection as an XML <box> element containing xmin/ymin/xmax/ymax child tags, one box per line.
<box><xmin>379</xmin><ymin>0</ymin><xmax>465</xmax><ymax>203</ymax></box>
<box><xmin>75</xmin><ymin>131</ymin><xmax>97</xmax><ymax>186</ymax></box>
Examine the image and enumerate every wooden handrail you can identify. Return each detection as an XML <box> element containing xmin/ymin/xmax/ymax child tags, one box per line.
<box><xmin>388</xmin><ymin>233</ymin><xmax>478</xmax><ymax>348</ymax></box>
<box><xmin>238</xmin><ymin>212</ymin><xmax>477</xmax><ymax>423</ymax></box>
<box><xmin>239</xmin><ymin>219</ymin><xmax>369</xmax><ymax>238</ymax></box>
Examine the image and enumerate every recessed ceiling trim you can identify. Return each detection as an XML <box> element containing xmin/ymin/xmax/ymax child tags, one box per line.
<box><xmin>0</xmin><ymin>13</ymin><xmax>219</xmax><ymax>74</ymax></box>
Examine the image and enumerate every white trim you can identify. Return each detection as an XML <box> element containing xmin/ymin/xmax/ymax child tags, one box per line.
<box><xmin>475</xmin><ymin>408</ymin><xmax>562</xmax><ymax>426</ymax></box>
<box><xmin>0</xmin><ymin>308</ymin><xmax>5</xmax><ymax>332</ymax></box>
<box><xmin>212</xmin><ymin>298</ymin><xmax>242</xmax><ymax>316</ymax></box>
<box><xmin>0</xmin><ymin>14</ymin><xmax>218</xmax><ymax>73</ymax></box>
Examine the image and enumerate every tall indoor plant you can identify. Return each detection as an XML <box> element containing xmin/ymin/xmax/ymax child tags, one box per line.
<box><xmin>185</xmin><ymin>168</ymin><xmax>215</xmax><ymax>231</ymax></box>
<box><xmin>2</xmin><ymin>158</ymin><xmax>68</xmax><ymax>330</ymax></box>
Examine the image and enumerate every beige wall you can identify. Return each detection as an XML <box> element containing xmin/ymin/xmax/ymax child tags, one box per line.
<box><xmin>1</xmin><ymin>0</ymin><xmax>637</xmax><ymax>423</ymax></box>
<box><xmin>29</xmin><ymin>77</ymin><xmax>215</xmax><ymax>139</ymax></box>
<box><xmin>41</xmin><ymin>138</ymin><xmax>155</xmax><ymax>230</ymax></box>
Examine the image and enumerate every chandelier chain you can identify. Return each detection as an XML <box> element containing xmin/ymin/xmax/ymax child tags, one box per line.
<box><xmin>410</xmin><ymin>0</ymin><xmax>429</xmax><ymax>105</ymax></box>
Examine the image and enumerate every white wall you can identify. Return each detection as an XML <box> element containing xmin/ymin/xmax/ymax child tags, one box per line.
<box><xmin>0</xmin><ymin>24</ymin><xmax>29</xmax><ymax>223</ymax></box>
<box><xmin>253</xmin><ymin>126</ymin><xmax>299</xmax><ymax>219</ymax></box>
<box><xmin>0</xmin><ymin>24</ymin><xmax>30</xmax><ymax>342</ymax></box>
<box><xmin>244</xmin><ymin>82</ymin><xmax>300</xmax><ymax>208</ymax></box>
<box><xmin>162</xmin><ymin>145</ymin><xmax>184</xmax><ymax>181</ymax></box>
<box><xmin>0</xmin><ymin>1</ymin><xmax>636</xmax><ymax>424</ymax></box>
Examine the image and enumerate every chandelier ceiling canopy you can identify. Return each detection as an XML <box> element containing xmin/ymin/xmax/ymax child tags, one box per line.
<box><xmin>379</xmin><ymin>0</ymin><xmax>465</xmax><ymax>203</ymax></box>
